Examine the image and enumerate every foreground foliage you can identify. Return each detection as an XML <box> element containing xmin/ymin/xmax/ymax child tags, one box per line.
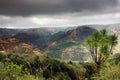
<box><xmin>0</xmin><ymin>52</ymin><xmax>87</xmax><ymax>80</ymax></box>
<box><xmin>91</xmin><ymin>54</ymin><xmax>120</xmax><ymax>80</ymax></box>
<box><xmin>0</xmin><ymin>51</ymin><xmax>120</xmax><ymax>80</ymax></box>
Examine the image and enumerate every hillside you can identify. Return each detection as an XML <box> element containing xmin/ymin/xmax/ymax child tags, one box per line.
<box><xmin>0</xmin><ymin>26</ymin><xmax>96</xmax><ymax>61</ymax></box>
<box><xmin>46</xmin><ymin>26</ymin><xmax>96</xmax><ymax>61</ymax></box>
<box><xmin>0</xmin><ymin>24</ymin><xmax>120</xmax><ymax>61</ymax></box>
<box><xmin>0</xmin><ymin>38</ymin><xmax>44</xmax><ymax>56</ymax></box>
<box><xmin>0</xmin><ymin>28</ymin><xmax>66</xmax><ymax>50</ymax></box>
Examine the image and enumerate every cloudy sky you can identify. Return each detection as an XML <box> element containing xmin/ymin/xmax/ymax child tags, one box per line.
<box><xmin>0</xmin><ymin>0</ymin><xmax>120</xmax><ymax>28</ymax></box>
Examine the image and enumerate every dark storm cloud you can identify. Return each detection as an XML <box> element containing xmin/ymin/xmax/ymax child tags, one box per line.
<box><xmin>0</xmin><ymin>0</ymin><xmax>118</xmax><ymax>16</ymax></box>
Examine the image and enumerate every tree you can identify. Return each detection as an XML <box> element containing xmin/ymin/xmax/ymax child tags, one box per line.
<box><xmin>85</xmin><ymin>29</ymin><xmax>118</xmax><ymax>69</ymax></box>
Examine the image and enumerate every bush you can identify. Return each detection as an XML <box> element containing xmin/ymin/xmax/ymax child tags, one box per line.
<box><xmin>0</xmin><ymin>62</ymin><xmax>23</xmax><ymax>80</ymax></box>
<box><xmin>0</xmin><ymin>52</ymin><xmax>7</xmax><ymax>62</ymax></box>
<box><xmin>91</xmin><ymin>63</ymin><xmax>120</xmax><ymax>80</ymax></box>
<box><xmin>108</xmin><ymin>53</ymin><xmax>120</xmax><ymax>65</ymax></box>
<box><xmin>0</xmin><ymin>53</ymin><xmax>96</xmax><ymax>80</ymax></box>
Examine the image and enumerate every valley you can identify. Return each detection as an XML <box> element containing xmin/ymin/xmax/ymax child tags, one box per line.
<box><xmin>0</xmin><ymin>24</ymin><xmax>120</xmax><ymax>80</ymax></box>
<box><xmin>0</xmin><ymin>24</ymin><xmax>120</xmax><ymax>62</ymax></box>
<box><xmin>0</xmin><ymin>26</ymin><xmax>96</xmax><ymax>62</ymax></box>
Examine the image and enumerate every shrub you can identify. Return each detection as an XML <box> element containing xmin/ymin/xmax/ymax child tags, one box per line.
<box><xmin>0</xmin><ymin>62</ymin><xmax>23</xmax><ymax>80</ymax></box>
<box><xmin>0</xmin><ymin>52</ymin><xmax>7</xmax><ymax>62</ymax></box>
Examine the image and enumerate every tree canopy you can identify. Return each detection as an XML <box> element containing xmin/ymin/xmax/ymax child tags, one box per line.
<box><xmin>85</xmin><ymin>29</ymin><xmax>118</xmax><ymax>66</ymax></box>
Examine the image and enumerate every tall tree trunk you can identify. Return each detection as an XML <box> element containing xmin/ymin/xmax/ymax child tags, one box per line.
<box><xmin>109</xmin><ymin>45</ymin><xmax>113</xmax><ymax>54</ymax></box>
<box><xmin>90</xmin><ymin>46</ymin><xmax>96</xmax><ymax>61</ymax></box>
<box><xmin>94</xmin><ymin>47</ymin><xmax>98</xmax><ymax>64</ymax></box>
<box><xmin>96</xmin><ymin>62</ymin><xmax>101</xmax><ymax>73</ymax></box>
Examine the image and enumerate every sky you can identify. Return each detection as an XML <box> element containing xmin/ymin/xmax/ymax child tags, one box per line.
<box><xmin>0</xmin><ymin>0</ymin><xmax>120</xmax><ymax>28</ymax></box>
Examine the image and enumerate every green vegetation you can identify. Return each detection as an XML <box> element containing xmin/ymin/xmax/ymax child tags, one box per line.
<box><xmin>46</xmin><ymin>40</ymin><xmax>90</xmax><ymax>61</ymax></box>
<box><xmin>0</xmin><ymin>29</ymin><xmax>120</xmax><ymax>80</ymax></box>
<box><xmin>0</xmin><ymin>51</ymin><xmax>120</xmax><ymax>79</ymax></box>
<box><xmin>85</xmin><ymin>29</ymin><xmax>118</xmax><ymax>70</ymax></box>
<box><xmin>91</xmin><ymin>54</ymin><xmax>120</xmax><ymax>80</ymax></box>
<box><xmin>0</xmin><ymin>52</ymin><xmax>88</xmax><ymax>80</ymax></box>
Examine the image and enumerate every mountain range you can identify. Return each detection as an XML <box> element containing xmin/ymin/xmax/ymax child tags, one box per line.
<box><xmin>0</xmin><ymin>24</ymin><xmax>120</xmax><ymax>61</ymax></box>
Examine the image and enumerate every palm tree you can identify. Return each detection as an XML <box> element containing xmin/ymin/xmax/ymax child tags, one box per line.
<box><xmin>108</xmin><ymin>34</ymin><xmax>118</xmax><ymax>54</ymax></box>
<box><xmin>85</xmin><ymin>29</ymin><xmax>118</xmax><ymax>70</ymax></box>
<box><xmin>100</xmin><ymin>29</ymin><xmax>107</xmax><ymax>36</ymax></box>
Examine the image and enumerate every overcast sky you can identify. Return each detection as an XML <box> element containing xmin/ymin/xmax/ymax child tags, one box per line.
<box><xmin>0</xmin><ymin>0</ymin><xmax>120</xmax><ymax>28</ymax></box>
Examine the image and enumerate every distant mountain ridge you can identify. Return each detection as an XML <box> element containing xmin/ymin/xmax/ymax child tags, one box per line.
<box><xmin>0</xmin><ymin>26</ymin><xmax>96</xmax><ymax>49</ymax></box>
<box><xmin>0</xmin><ymin>27</ymin><xmax>66</xmax><ymax>50</ymax></box>
<box><xmin>0</xmin><ymin>28</ymin><xmax>20</xmax><ymax>38</ymax></box>
<box><xmin>0</xmin><ymin>26</ymin><xmax>96</xmax><ymax>61</ymax></box>
<box><xmin>0</xmin><ymin>24</ymin><xmax>120</xmax><ymax>61</ymax></box>
<box><xmin>45</xmin><ymin>26</ymin><xmax>96</xmax><ymax>61</ymax></box>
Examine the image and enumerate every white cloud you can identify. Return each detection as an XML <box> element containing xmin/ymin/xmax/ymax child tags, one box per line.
<box><xmin>0</xmin><ymin>12</ymin><xmax>120</xmax><ymax>28</ymax></box>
